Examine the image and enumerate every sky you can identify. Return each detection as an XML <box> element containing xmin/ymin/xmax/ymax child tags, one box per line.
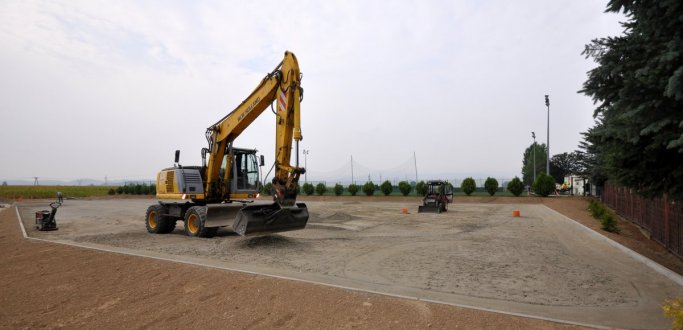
<box><xmin>0</xmin><ymin>0</ymin><xmax>625</xmax><ymax>184</ymax></box>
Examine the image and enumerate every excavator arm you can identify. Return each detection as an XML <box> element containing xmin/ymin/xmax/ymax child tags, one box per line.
<box><xmin>204</xmin><ymin>51</ymin><xmax>305</xmax><ymax>205</ymax></box>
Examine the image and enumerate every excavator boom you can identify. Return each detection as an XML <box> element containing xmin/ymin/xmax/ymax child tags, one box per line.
<box><xmin>146</xmin><ymin>51</ymin><xmax>308</xmax><ymax>238</ymax></box>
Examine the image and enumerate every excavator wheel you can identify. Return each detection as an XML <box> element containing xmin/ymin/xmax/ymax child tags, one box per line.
<box><xmin>184</xmin><ymin>206</ymin><xmax>218</xmax><ymax>238</ymax></box>
<box><xmin>146</xmin><ymin>204</ymin><xmax>176</xmax><ymax>234</ymax></box>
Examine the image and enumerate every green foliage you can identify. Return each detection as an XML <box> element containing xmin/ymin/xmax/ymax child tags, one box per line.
<box><xmin>507</xmin><ymin>177</ymin><xmax>525</xmax><ymax>197</ymax></box>
<box><xmin>533</xmin><ymin>173</ymin><xmax>555</xmax><ymax>197</ymax></box>
<box><xmin>348</xmin><ymin>184</ymin><xmax>359</xmax><ymax>196</ymax></box>
<box><xmin>0</xmin><ymin>186</ymin><xmax>118</xmax><ymax>199</ymax></box>
<box><xmin>302</xmin><ymin>183</ymin><xmax>314</xmax><ymax>196</ymax></box>
<box><xmin>398</xmin><ymin>181</ymin><xmax>412</xmax><ymax>196</ymax></box>
<box><xmin>461</xmin><ymin>177</ymin><xmax>476</xmax><ymax>196</ymax></box>
<box><xmin>484</xmin><ymin>177</ymin><xmax>498</xmax><ymax>196</ymax></box>
<box><xmin>380</xmin><ymin>180</ymin><xmax>393</xmax><ymax>196</ymax></box>
<box><xmin>549</xmin><ymin>152</ymin><xmax>580</xmax><ymax>184</ymax></box>
<box><xmin>581</xmin><ymin>1</ymin><xmax>683</xmax><ymax>199</ymax></box>
<box><xmin>107</xmin><ymin>188</ymin><xmax>116</xmax><ymax>195</ymax></box>
<box><xmin>261</xmin><ymin>182</ymin><xmax>273</xmax><ymax>196</ymax></box>
<box><xmin>362</xmin><ymin>181</ymin><xmax>375</xmax><ymax>196</ymax></box>
<box><xmin>315</xmin><ymin>182</ymin><xmax>327</xmax><ymax>196</ymax></box>
<box><xmin>588</xmin><ymin>199</ymin><xmax>619</xmax><ymax>233</ymax></box>
<box><xmin>415</xmin><ymin>181</ymin><xmax>427</xmax><ymax>196</ymax></box>
<box><xmin>116</xmin><ymin>186</ymin><xmax>124</xmax><ymax>194</ymax></box>
<box><xmin>521</xmin><ymin>143</ymin><xmax>548</xmax><ymax>186</ymax></box>
<box><xmin>334</xmin><ymin>183</ymin><xmax>344</xmax><ymax>196</ymax></box>
<box><xmin>588</xmin><ymin>199</ymin><xmax>606</xmax><ymax>218</ymax></box>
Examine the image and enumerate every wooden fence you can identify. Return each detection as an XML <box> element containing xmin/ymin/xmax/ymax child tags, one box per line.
<box><xmin>601</xmin><ymin>182</ymin><xmax>683</xmax><ymax>259</ymax></box>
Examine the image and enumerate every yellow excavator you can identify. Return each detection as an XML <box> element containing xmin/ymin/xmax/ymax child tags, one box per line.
<box><xmin>145</xmin><ymin>51</ymin><xmax>308</xmax><ymax>237</ymax></box>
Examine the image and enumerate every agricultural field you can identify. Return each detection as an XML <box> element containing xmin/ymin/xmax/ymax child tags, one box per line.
<box><xmin>0</xmin><ymin>185</ymin><xmax>115</xmax><ymax>199</ymax></box>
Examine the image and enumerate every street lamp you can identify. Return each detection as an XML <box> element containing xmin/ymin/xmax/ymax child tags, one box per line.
<box><xmin>545</xmin><ymin>95</ymin><xmax>550</xmax><ymax>175</ymax></box>
<box><xmin>532</xmin><ymin>132</ymin><xmax>536</xmax><ymax>183</ymax></box>
<box><xmin>303</xmin><ymin>149</ymin><xmax>309</xmax><ymax>183</ymax></box>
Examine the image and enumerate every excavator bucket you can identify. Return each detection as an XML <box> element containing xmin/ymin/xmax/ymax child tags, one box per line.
<box><xmin>204</xmin><ymin>202</ymin><xmax>308</xmax><ymax>236</ymax></box>
<box><xmin>233</xmin><ymin>203</ymin><xmax>309</xmax><ymax>236</ymax></box>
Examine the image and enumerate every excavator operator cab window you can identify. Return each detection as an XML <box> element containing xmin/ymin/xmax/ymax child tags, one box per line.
<box><xmin>233</xmin><ymin>151</ymin><xmax>259</xmax><ymax>192</ymax></box>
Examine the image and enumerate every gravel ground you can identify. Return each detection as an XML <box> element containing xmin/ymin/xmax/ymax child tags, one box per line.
<box><xmin>12</xmin><ymin>197</ymin><xmax>683</xmax><ymax>328</ymax></box>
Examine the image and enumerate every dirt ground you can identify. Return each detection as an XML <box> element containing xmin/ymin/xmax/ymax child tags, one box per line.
<box><xmin>7</xmin><ymin>196</ymin><xmax>683</xmax><ymax>329</ymax></box>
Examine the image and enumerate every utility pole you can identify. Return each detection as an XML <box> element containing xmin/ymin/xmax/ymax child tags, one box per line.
<box><xmin>545</xmin><ymin>95</ymin><xmax>550</xmax><ymax>175</ymax></box>
<box><xmin>532</xmin><ymin>132</ymin><xmax>536</xmax><ymax>183</ymax></box>
<box><xmin>351</xmin><ymin>155</ymin><xmax>354</xmax><ymax>184</ymax></box>
<box><xmin>413</xmin><ymin>151</ymin><xmax>418</xmax><ymax>183</ymax></box>
<box><xmin>33</xmin><ymin>177</ymin><xmax>39</xmax><ymax>186</ymax></box>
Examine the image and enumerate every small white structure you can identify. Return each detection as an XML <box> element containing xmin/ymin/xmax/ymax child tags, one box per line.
<box><xmin>563</xmin><ymin>175</ymin><xmax>591</xmax><ymax>196</ymax></box>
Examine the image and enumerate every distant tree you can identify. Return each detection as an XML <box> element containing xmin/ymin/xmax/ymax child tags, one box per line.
<box><xmin>484</xmin><ymin>177</ymin><xmax>498</xmax><ymax>196</ymax></box>
<box><xmin>415</xmin><ymin>181</ymin><xmax>427</xmax><ymax>196</ymax></box>
<box><xmin>507</xmin><ymin>177</ymin><xmax>525</xmax><ymax>197</ymax></box>
<box><xmin>380</xmin><ymin>180</ymin><xmax>393</xmax><ymax>196</ymax></box>
<box><xmin>461</xmin><ymin>177</ymin><xmax>476</xmax><ymax>196</ymax></box>
<box><xmin>107</xmin><ymin>188</ymin><xmax>116</xmax><ymax>195</ymax></box>
<box><xmin>315</xmin><ymin>182</ymin><xmax>327</xmax><ymax>196</ymax></box>
<box><xmin>116</xmin><ymin>186</ymin><xmax>123</xmax><ymax>194</ymax></box>
<box><xmin>1</xmin><ymin>181</ymin><xmax>7</xmax><ymax>186</ymax></box>
<box><xmin>348</xmin><ymin>184</ymin><xmax>359</xmax><ymax>196</ymax></box>
<box><xmin>398</xmin><ymin>181</ymin><xmax>412</xmax><ymax>196</ymax></box>
<box><xmin>521</xmin><ymin>143</ymin><xmax>548</xmax><ymax>186</ymax></box>
<box><xmin>302</xmin><ymin>183</ymin><xmax>314</xmax><ymax>196</ymax></box>
<box><xmin>549</xmin><ymin>152</ymin><xmax>580</xmax><ymax>184</ymax></box>
<box><xmin>334</xmin><ymin>183</ymin><xmax>344</xmax><ymax>196</ymax></box>
<box><xmin>362</xmin><ymin>181</ymin><xmax>375</xmax><ymax>196</ymax></box>
<box><xmin>533</xmin><ymin>173</ymin><xmax>556</xmax><ymax>197</ymax></box>
<box><xmin>581</xmin><ymin>0</ymin><xmax>683</xmax><ymax>198</ymax></box>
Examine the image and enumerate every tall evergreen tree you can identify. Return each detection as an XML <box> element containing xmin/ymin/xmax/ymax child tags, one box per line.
<box><xmin>581</xmin><ymin>0</ymin><xmax>683</xmax><ymax>198</ymax></box>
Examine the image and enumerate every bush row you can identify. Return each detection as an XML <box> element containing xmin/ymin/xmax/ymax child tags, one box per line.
<box><xmin>109</xmin><ymin>183</ymin><xmax>157</xmax><ymax>196</ymax></box>
<box><xmin>588</xmin><ymin>199</ymin><xmax>620</xmax><ymax>233</ymax></box>
<box><xmin>259</xmin><ymin>177</ymin><xmax>535</xmax><ymax>197</ymax></box>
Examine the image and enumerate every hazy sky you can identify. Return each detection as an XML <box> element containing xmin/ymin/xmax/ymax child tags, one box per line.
<box><xmin>0</xmin><ymin>1</ymin><xmax>624</xmax><ymax>183</ymax></box>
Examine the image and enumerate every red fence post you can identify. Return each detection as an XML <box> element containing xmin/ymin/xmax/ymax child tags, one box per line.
<box><xmin>664</xmin><ymin>193</ymin><xmax>670</xmax><ymax>248</ymax></box>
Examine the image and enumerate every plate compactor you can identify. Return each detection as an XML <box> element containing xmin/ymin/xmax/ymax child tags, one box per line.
<box><xmin>35</xmin><ymin>202</ymin><xmax>60</xmax><ymax>231</ymax></box>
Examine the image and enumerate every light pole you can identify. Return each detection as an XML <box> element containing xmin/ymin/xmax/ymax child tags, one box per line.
<box><xmin>303</xmin><ymin>149</ymin><xmax>309</xmax><ymax>183</ymax></box>
<box><xmin>545</xmin><ymin>95</ymin><xmax>550</xmax><ymax>175</ymax></box>
<box><xmin>532</xmin><ymin>132</ymin><xmax>536</xmax><ymax>183</ymax></box>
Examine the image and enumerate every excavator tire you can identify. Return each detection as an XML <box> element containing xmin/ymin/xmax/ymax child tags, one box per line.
<box><xmin>184</xmin><ymin>206</ymin><xmax>218</xmax><ymax>238</ymax></box>
<box><xmin>146</xmin><ymin>204</ymin><xmax>175</xmax><ymax>234</ymax></box>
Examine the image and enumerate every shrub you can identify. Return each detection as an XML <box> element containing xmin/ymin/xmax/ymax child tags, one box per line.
<box><xmin>333</xmin><ymin>183</ymin><xmax>344</xmax><ymax>196</ymax></box>
<box><xmin>149</xmin><ymin>184</ymin><xmax>156</xmax><ymax>195</ymax></box>
<box><xmin>507</xmin><ymin>177</ymin><xmax>524</xmax><ymax>196</ymax></box>
<box><xmin>461</xmin><ymin>177</ymin><xmax>476</xmax><ymax>196</ymax></box>
<box><xmin>302</xmin><ymin>182</ymin><xmax>314</xmax><ymax>196</ymax></box>
<box><xmin>600</xmin><ymin>211</ymin><xmax>620</xmax><ymax>233</ymax></box>
<box><xmin>348</xmin><ymin>184</ymin><xmax>359</xmax><ymax>196</ymax></box>
<box><xmin>362</xmin><ymin>181</ymin><xmax>375</xmax><ymax>196</ymax></box>
<box><xmin>588</xmin><ymin>199</ymin><xmax>606</xmax><ymax>218</ymax></box>
<box><xmin>533</xmin><ymin>173</ymin><xmax>555</xmax><ymax>197</ymax></box>
<box><xmin>315</xmin><ymin>182</ymin><xmax>327</xmax><ymax>196</ymax></box>
<box><xmin>484</xmin><ymin>177</ymin><xmax>498</xmax><ymax>196</ymax></box>
<box><xmin>380</xmin><ymin>180</ymin><xmax>393</xmax><ymax>196</ymax></box>
<box><xmin>107</xmin><ymin>188</ymin><xmax>116</xmax><ymax>195</ymax></box>
<box><xmin>262</xmin><ymin>182</ymin><xmax>273</xmax><ymax>196</ymax></box>
<box><xmin>134</xmin><ymin>184</ymin><xmax>143</xmax><ymax>195</ymax></box>
<box><xmin>142</xmin><ymin>184</ymin><xmax>151</xmax><ymax>195</ymax></box>
<box><xmin>398</xmin><ymin>181</ymin><xmax>412</xmax><ymax>196</ymax></box>
<box><xmin>116</xmin><ymin>186</ymin><xmax>124</xmax><ymax>194</ymax></box>
<box><xmin>415</xmin><ymin>181</ymin><xmax>427</xmax><ymax>196</ymax></box>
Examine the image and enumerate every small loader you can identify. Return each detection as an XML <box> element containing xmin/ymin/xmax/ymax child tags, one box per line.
<box><xmin>418</xmin><ymin>180</ymin><xmax>453</xmax><ymax>213</ymax></box>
